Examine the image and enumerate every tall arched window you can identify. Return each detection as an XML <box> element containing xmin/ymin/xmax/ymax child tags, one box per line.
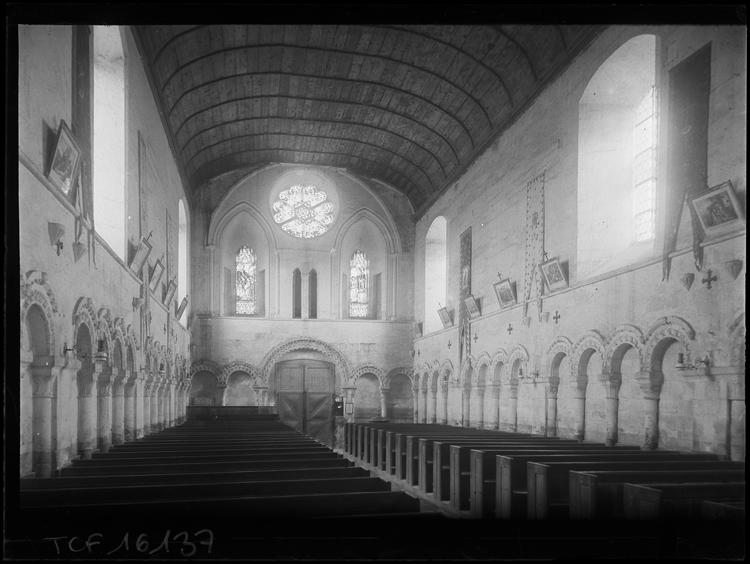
<box><xmin>424</xmin><ymin>216</ymin><xmax>447</xmax><ymax>333</ymax></box>
<box><xmin>93</xmin><ymin>25</ymin><xmax>126</xmax><ymax>259</ymax></box>
<box><xmin>577</xmin><ymin>35</ymin><xmax>657</xmax><ymax>279</ymax></box>
<box><xmin>236</xmin><ymin>246</ymin><xmax>256</xmax><ymax>315</ymax></box>
<box><xmin>309</xmin><ymin>269</ymin><xmax>318</xmax><ymax>319</ymax></box>
<box><xmin>292</xmin><ymin>269</ymin><xmax>302</xmax><ymax>319</ymax></box>
<box><xmin>178</xmin><ymin>199</ymin><xmax>188</xmax><ymax>323</ymax></box>
<box><xmin>349</xmin><ymin>250</ymin><xmax>369</xmax><ymax>318</ymax></box>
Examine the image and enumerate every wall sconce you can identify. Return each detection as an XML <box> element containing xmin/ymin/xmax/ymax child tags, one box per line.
<box><xmin>62</xmin><ymin>343</ymin><xmax>79</xmax><ymax>356</ymax></box>
<box><xmin>159</xmin><ymin>363</ymin><xmax>166</xmax><ymax>376</ymax></box>
<box><xmin>93</xmin><ymin>339</ymin><xmax>108</xmax><ymax>364</ymax></box>
<box><xmin>518</xmin><ymin>368</ymin><xmax>524</xmax><ymax>378</ymax></box>
<box><xmin>48</xmin><ymin>222</ymin><xmax>65</xmax><ymax>254</ymax></box>
<box><xmin>132</xmin><ymin>297</ymin><xmax>144</xmax><ymax>311</ymax></box>
<box><xmin>73</xmin><ymin>241</ymin><xmax>87</xmax><ymax>263</ymax></box>
<box><xmin>675</xmin><ymin>353</ymin><xmax>710</xmax><ymax>371</ymax></box>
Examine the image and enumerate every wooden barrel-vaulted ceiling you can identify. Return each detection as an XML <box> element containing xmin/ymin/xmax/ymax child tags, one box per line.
<box><xmin>136</xmin><ymin>24</ymin><xmax>599</xmax><ymax>213</ymax></box>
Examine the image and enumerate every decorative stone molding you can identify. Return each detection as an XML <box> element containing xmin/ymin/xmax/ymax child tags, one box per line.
<box><xmin>77</xmin><ymin>366</ymin><xmax>100</xmax><ymax>397</ymax></box>
<box><xmin>440</xmin><ymin>360</ymin><xmax>454</xmax><ymax>387</ymax></box>
<box><xmin>728</xmin><ymin>312</ymin><xmax>745</xmax><ymax>367</ymax></box>
<box><xmin>507</xmin><ymin>345</ymin><xmax>529</xmax><ymax>383</ymax></box>
<box><xmin>261</xmin><ymin>337</ymin><xmax>350</xmax><ymax>386</ymax></box>
<box><xmin>545</xmin><ymin>336</ymin><xmax>573</xmax><ymax>374</ymax></box>
<box><xmin>221</xmin><ymin>361</ymin><xmax>261</xmax><ymax>386</ymax></box>
<box><xmin>351</xmin><ymin>364</ymin><xmax>386</xmax><ymax>388</ymax></box>
<box><xmin>21</xmin><ymin>271</ymin><xmax>59</xmax><ymax>357</ymax></box>
<box><xmin>72</xmin><ymin>297</ymin><xmax>98</xmax><ymax>351</ymax></box>
<box><xmin>460</xmin><ymin>355</ymin><xmax>475</xmax><ymax>389</ymax></box>
<box><xmin>643</xmin><ymin>316</ymin><xmax>695</xmax><ymax>372</ymax></box>
<box><xmin>190</xmin><ymin>359</ymin><xmax>223</xmax><ymax>380</ymax></box>
<box><xmin>489</xmin><ymin>349</ymin><xmax>508</xmax><ymax>385</ymax></box>
<box><xmin>605</xmin><ymin>325</ymin><xmax>644</xmax><ymax>374</ymax></box>
<box><xmin>491</xmin><ymin>384</ymin><xmax>502</xmax><ymax>399</ymax></box>
<box><xmin>384</xmin><ymin>366</ymin><xmax>412</xmax><ymax>388</ymax></box>
<box><xmin>98</xmin><ymin>308</ymin><xmax>115</xmax><ymax>343</ymax></box>
<box><xmin>570</xmin><ymin>330</ymin><xmax>606</xmax><ymax>386</ymax></box>
<box><xmin>97</xmin><ymin>370</ymin><xmax>115</xmax><ymax>397</ymax></box>
<box><xmin>32</xmin><ymin>372</ymin><xmax>57</xmax><ymax>397</ymax></box>
<box><xmin>597</xmin><ymin>373</ymin><xmax>622</xmax><ymax>398</ymax></box>
<box><xmin>112</xmin><ymin>318</ymin><xmax>127</xmax><ymax>368</ymax></box>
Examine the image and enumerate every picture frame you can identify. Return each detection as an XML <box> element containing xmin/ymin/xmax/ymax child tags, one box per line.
<box><xmin>149</xmin><ymin>259</ymin><xmax>165</xmax><ymax>293</ymax></box>
<box><xmin>437</xmin><ymin>307</ymin><xmax>453</xmax><ymax>329</ymax></box>
<box><xmin>412</xmin><ymin>321</ymin><xmax>423</xmax><ymax>339</ymax></box>
<box><xmin>539</xmin><ymin>257</ymin><xmax>568</xmax><ymax>292</ymax></box>
<box><xmin>464</xmin><ymin>295</ymin><xmax>481</xmax><ymax>319</ymax></box>
<box><xmin>493</xmin><ymin>278</ymin><xmax>517</xmax><ymax>309</ymax></box>
<box><xmin>129</xmin><ymin>237</ymin><xmax>153</xmax><ymax>278</ymax></box>
<box><xmin>688</xmin><ymin>181</ymin><xmax>745</xmax><ymax>239</ymax></box>
<box><xmin>47</xmin><ymin>120</ymin><xmax>83</xmax><ymax>201</ymax></box>
<box><xmin>163</xmin><ymin>279</ymin><xmax>177</xmax><ymax>306</ymax></box>
<box><xmin>176</xmin><ymin>296</ymin><xmax>189</xmax><ymax>321</ymax></box>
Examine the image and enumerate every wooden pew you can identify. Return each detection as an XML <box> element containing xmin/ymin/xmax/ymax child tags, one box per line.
<box><xmin>69</xmin><ymin>450</ymin><xmax>341</xmax><ymax>469</ymax></box>
<box><xmin>623</xmin><ymin>482</ymin><xmax>746</xmax><ymax>519</ymax></box>
<box><xmin>100</xmin><ymin>445</ymin><xmax>330</xmax><ymax>458</ymax></box>
<box><xmin>702</xmin><ymin>500</ymin><xmax>746</xmax><ymax>520</ymax></box>
<box><xmin>496</xmin><ymin>452</ymin><xmax>719</xmax><ymax>519</ymax></box>
<box><xmin>21</xmin><ymin>476</ymin><xmax>392</xmax><ymax>507</ymax></box>
<box><xmin>569</xmin><ymin>466</ymin><xmax>746</xmax><ymax>519</ymax></box>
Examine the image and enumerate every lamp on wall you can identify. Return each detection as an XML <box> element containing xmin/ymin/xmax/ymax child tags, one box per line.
<box><xmin>675</xmin><ymin>353</ymin><xmax>710</xmax><ymax>371</ymax></box>
<box><xmin>159</xmin><ymin>363</ymin><xmax>166</xmax><ymax>376</ymax></box>
<box><xmin>93</xmin><ymin>340</ymin><xmax>108</xmax><ymax>364</ymax></box>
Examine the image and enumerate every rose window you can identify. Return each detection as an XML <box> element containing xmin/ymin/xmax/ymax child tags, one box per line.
<box><xmin>273</xmin><ymin>184</ymin><xmax>334</xmax><ymax>238</ymax></box>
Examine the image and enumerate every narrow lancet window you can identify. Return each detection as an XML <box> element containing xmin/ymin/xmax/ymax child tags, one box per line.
<box><xmin>634</xmin><ymin>85</ymin><xmax>657</xmax><ymax>242</ymax></box>
<box><xmin>236</xmin><ymin>245</ymin><xmax>256</xmax><ymax>315</ymax></box>
<box><xmin>349</xmin><ymin>250</ymin><xmax>369</xmax><ymax>318</ymax></box>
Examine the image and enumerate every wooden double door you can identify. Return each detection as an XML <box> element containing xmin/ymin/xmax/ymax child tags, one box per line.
<box><xmin>275</xmin><ymin>360</ymin><xmax>334</xmax><ymax>446</ymax></box>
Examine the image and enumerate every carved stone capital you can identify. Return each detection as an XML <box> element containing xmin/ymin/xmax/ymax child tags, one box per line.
<box><xmin>97</xmin><ymin>370</ymin><xmax>116</xmax><ymax>397</ymax></box>
<box><xmin>634</xmin><ymin>371</ymin><xmax>664</xmax><ymax>400</ymax></box>
<box><xmin>77</xmin><ymin>365</ymin><xmax>101</xmax><ymax>396</ymax></box>
<box><xmin>598</xmin><ymin>373</ymin><xmax>622</xmax><ymax>399</ymax></box>
<box><xmin>491</xmin><ymin>385</ymin><xmax>502</xmax><ymax>400</ymax></box>
<box><xmin>475</xmin><ymin>386</ymin><xmax>487</xmax><ymax>398</ymax></box>
<box><xmin>570</xmin><ymin>384</ymin><xmax>587</xmax><ymax>400</ymax></box>
<box><xmin>508</xmin><ymin>386</ymin><xmax>519</xmax><ymax>400</ymax></box>
<box><xmin>545</xmin><ymin>385</ymin><xmax>559</xmax><ymax>399</ymax></box>
<box><xmin>32</xmin><ymin>372</ymin><xmax>57</xmax><ymax>397</ymax></box>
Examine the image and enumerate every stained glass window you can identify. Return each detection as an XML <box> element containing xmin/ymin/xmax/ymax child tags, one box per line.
<box><xmin>273</xmin><ymin>184</ymin><xmax>334</xmax><ymax>238</ymax></box>
<box><xmin>236</xmin><ymin>246</ymin><xmax>256</xmax><ymax>315</ymax></box>
<box><xmin>349</xmin><ymin>250</ymin><xmax>369</xmax><ymax>318</ymax></box>
<box><xmin>634</xmin><ymin>86</ymin><xmax>657</xmax><ymax>242</ymax></box>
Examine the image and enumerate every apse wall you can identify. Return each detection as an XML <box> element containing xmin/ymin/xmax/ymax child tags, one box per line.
<box><xmin>413</xmin><ymin>25</ymin><xmax>745</xmax><ymax>458</ymax></box>
<box><xmin>18</xmin><ymin>25</ymin><xmax>192</xmax><ymax>475</ymax></box>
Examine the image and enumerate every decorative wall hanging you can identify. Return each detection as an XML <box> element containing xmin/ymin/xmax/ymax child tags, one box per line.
<box><xmin>539</xmin><ymin>257</ymin><xmax>568</xmax><ymax>292</ymax></box>
<box><xmin>413</xmin><ymin>322</ymin><xmax>423</xmax><ymax>339</ymax></box>
<box><xmin>459</xmin><ymin>227</ymin><xmax>472</xmax><ymax>364</ymax></box>
<box><xmin>129</xmin><ymin>236</ymin><xmax>153</xmax><ymax>277</ymax></box>
<box><xmin>523</xmin><ymin>172</ymin><xmax>545</xmax><ymax>319</ymax></box>
<box><xmin>438</xmin><ymin>307</ymin><xmax>453</xmax><ymax>329</ymax></box>
<box><xmin>176</xmin><ymin>296</ymin><xmax>189</xmax><ymax>321</ymax></box>
<box><xmin>493</xmin><ymin>278</ymin><xmax>517</xmax><ymax>309</ymax></box>
<box><xmin>689</xmin><ymin>181</ymin><xmax>745</xmax><ymax>239</ymax></box>
<box><xmin>47</xmin><ymin>120</ymin><xmax>83</xmax><ymax>201</ymax></box>
<box><xmin>680</xmin><ymin>272</ymin><xmax>695</xmax><ymax>291</ymax></box>
<box><xmin>464</xmin><ymin>295</ymin><xmax>481</xmax><ymax>320</ymax></box>
<box><xmin>149</xmin><ymin>259</ymin><xmax>164</xmax><ymax>293</ymax></box>
<box><xmin>725</xmin><ymin>259</ymin><xmax>743</xmax><ymax>280</ymax></box>
<box><xmin>163</xmin><ymin>279</ymin><xmax>177</xmax><ymax>306</ymax></box>
<box><xmin>540</xmin><ymin>311</ymin><xmax>550</xmax><ymax>324</ymax></box>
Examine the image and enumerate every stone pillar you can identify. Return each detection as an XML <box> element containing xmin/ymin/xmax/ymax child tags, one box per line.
<box><xmin>31</xmin><ymin>362</ymin><xmax>57</xmax><ymax>477</ymax></box>
<box><xmin>111</xmin><ymin>369</ymin><xmax>126</xmax><ymax>445</ymax></box>
<box><xmin>598</xmin><ymin>373</ymin><xmax>622</xmax><ymax>446</ymax></box>
<box><xmin>635</xmin><ymin>371</ymin><xmax>664</xmax><ymax>450</ymax></box>
<box><xmin>475</xmin><ymin>387</ymin><xmax>486</xmax><ymax>428</ymax></box>
<box><xmin>175</xmin><ymin>381</ymin><xmax>183</xmax><ymax>424</ymax></box>
<box><xmin>124</xmin><ymin>371</ymin><xmax>138</xmax><ymax>441</ymax></box>
<box><xmin>142</xmin><ymin>377</ymin><xmax>152</xmax><ymax>435</ymax></box>
<box><xmin>420</xmin><ymin>388</ymin><xmax>429</xmax><ymax>424</ymax></box>
<box><xmin>77</xmin><ymin>363</ymin><xmax>101</xmax><ymax>459</ymax></box>
<box><xmin>168</xmin><ymin>378</ymin><xmax>176</xmax><ymax>427</ymax></box>
<box><xmin>253</xmin><ymin>386</ymin><xmax>269</xmax><ymax>407</ymax></box>
<box><xmin>217</xmin><ymin>382</ymin><xmax>227</xmax><ymax>407</ymax></box>
<box><xmin>379</xmin><ymin>386</ymin><xmax>390</xmax><ymax>418</ymax></box>
<box><xmin>20</xmin><ymin>351</ymin><xmax>34</xmax><ymax>477</ymax></box>
<box><xmin>461</xmin><ymin>386</ymin><xmax>471</xmax><ymax>428</ymax></box>
<box><xmin>440</xmin><ymin>383</ymin><xmax>449</xmax><ymax>425</ymax></box>
<box><xmin>97</xmin><ymin>367</ymin><xmax>115</xmax><ymax>453</ymax></box>
<box><xmin>571</xmin><ymin>383</ymin><xmax>587</xmax><ymax>442</ymax></box>
<box><xmin>489</xmin><ymin>385</ymin><xmax>501</xmax><ymax>431</ymax></box>
<box><xmin>507</xmin><ymin>382</ymin><xmax>519</xmax><ymax>432</ymax></box>
<box><xmin>157</xmin><ymin>377</ymin><xmax>167</xmax><ymax>430</ymax></box>
<box><xmin>545</xmin><ymin>376</ymin><xmax>560</xmax><ymax>437</ymax></box>
<box><xmin>429</xmin><ymin>388</ymin><xmax>437</xmax><ymax>424</ymax></box>
<box><xmin>412</xmin><ymin>386</ymin><xmax>419</xmax><ymax>423</ymax></box>
<box><xmin>150</xmin><ymin>374</ymin><xmax>159</xmax><ymax>433</ymax></box>
<box><xmin>727</xmin><ymin>375</ymin><xmax>745</xmax><ymax>461</ymax></box>
<box><xmin>342</xmin><ymin>387</ymin><xmax>356</xmax><ymax>423</ymax></box>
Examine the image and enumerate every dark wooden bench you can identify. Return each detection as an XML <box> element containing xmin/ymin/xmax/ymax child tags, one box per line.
<box><xmin>623</xmin><ymin>482</ymin><xmax>746</xmax><ymax>519</ymax></box>
<box><xmin>107</xmin><ymin>440</ymin><xmax>322</xmax><ymax>453</ymax></box>
<box><xmin>702</xmin><ymin>499</ymin><xmax>746</xmax><ymax>520</ymax></box>
<box><xmin>569</xmin><ymin>466</ymin><xmax>746</xmax><ymax>519</ymax></box>
<box><xmin>496</xmin><ymin>452</ymin><xmax>719</xmax><ymax>519</ymax></box>
<box><xmin>83</xmin><ymin>448</ymin><xmax>333</xmax><ymax>465</ymax></box>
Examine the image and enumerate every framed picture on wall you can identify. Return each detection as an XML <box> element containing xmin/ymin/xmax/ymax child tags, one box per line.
<box><xmin>539</xmin><ymin>257</ymin><xmax>568</xmax><ymax>292</ymax></box>
<box><xmin>149</xmin><ymin>259</ymin><xmax>165</xmax><ymax>293</ymax></box>
<box><xmin>437</xmin><ymin>307</ymin><xmax>453</xmax><ymax>329</ymax></box>
<box><xmin>464</xmin><ymin>295</ymin><xmax>481</xmax><ymax>319</ymax></box>
<box><xmin>689</xmin><ymin>181</ymin><xmax>745</xmax><ymax>239</ymax></box>
<box><xmin>163</xmin><ymin>279</ymin><xmax>177</xmax><ymax>306</ymax></box>
<box><xmin>493</xmin><ymin>278</ymin><xmax>517</xmax><ymax>309</ymax></box>
<box><xmin>412</xmin><ymin>321</ymin><xmax>423</xmax><ymax>338</ymax></box>
<box><xmin>129</xmin><ymin>237</ymin><xmax>153</xmax><ymax>278</ymax></box>
<box><xmin>176</xmin><ymin>296</ymin><xmax>189</xmax><ymax>321</ymax></box>
<box><xmin>47</xmin><ymin>120</ymin><xmax>83</xmax><ymax>201</ymax></box>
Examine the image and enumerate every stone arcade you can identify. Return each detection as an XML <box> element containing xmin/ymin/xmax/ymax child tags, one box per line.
<box><xmin>11</xmin><ymin>13</ymin><xmax>746</xmax><ymax>561</ymax></box>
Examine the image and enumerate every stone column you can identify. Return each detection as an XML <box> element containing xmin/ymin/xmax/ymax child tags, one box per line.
<box><xmin>489</xmin><ymin>385</ymin><xmax>501</xmax><ymax>430</ymax></box>
<box><xmin>168</xmin><ymin>378</ymin><xmax>176</xmax><ymax>427</ymax></box>
<box><xmin>571</xmin><ymin>383</ymin><xmax>587</xmax><ymax>442</ymax></box>
<box><xmin>124</xmin><ymin>371</ymin><xmax>138</xmax><ymax>441</ymax></box>
<box><xmin>545</xmin><ymin>376</ymin><xmax>560</xmax><ymax>437</ymax></box>
<box><xmin>379</xmin><ymin>386</ymin><xmax>390</xmax><ymax>418</ymax></box>
<box><xmin>635</xmin><ymin>371</ymin><xmax>664</xmax><ymax>450</ymax></box>
<box><xmin>253</xmin><ymin>386</ymin><xmax>268</xmax><ymax>407</ymax></box>
<box><xmin>728</xmin><ymin>375</ymin><xmax>745</xmax><ymax>462</ymax></box>
<box><xmin>507</xmin><ymin>382</ymin><xmax>519</xmax><ymax>432</ymax></box>
<box><xmin>598</xmin><ymin>373</ymin><xmax>622</xmax><ymax>446</ymax></box>
<box><xmin>429</xmin><ymin>388</ymin><xmax>437</xmax><ymax>424</ymax></box>
<box><xmin>77</xmin><ymin>363</ymin><xmax>101</xmax><ymax>459</ymax></box>
<box><xmin>475</xmin><ymin>386</ymin><xmax>486</xmax><ymax>428</ymax></box>
<box><xmin>342</xmin><ymin>387</ymin><xmax>357</xmax><ymax>423</ymax></box>
<box><xmin>217</xmin><ymin>382</ymin><xmax>227</xmax><ymax>407</ymax></box>
<box><xmin>157</xmin><ymin>378</ymin><xmax>167</xmax><ymax>430</ymax></box>
<box><xmin>440</xmin><ymin>383</ymin><xmax>449</xmax><ymax>425</ymax></box>
<box><xmin>175</xmin><ymin>381</ymin><xmax>183</xmax><ymax>424</ymax></box>
<box><xmin>30</xmin><ymin>361</ymin><xmax>57</xmax><ymax>477</ymax></box>
<box><xmin>461</xmin><ymin>386</ymin><xmax>471</xmax><ymax>428</ymax></box>
<box><xmin>183</xmin><ymin>383</ymin><xmax>192</xmax><ymax>421</ymax></box>
<box><xmin>97</xmin><ymin>367</ymin><xmax>115</xmax><ymax>453</ymax></box>
<box><xmin>20</xmin><ymin>350</ymin><xmax>34</xmax><ymax>477</ymax></box>
<box><xmin>412</xmin><ymin>386</ymin><xmax>419</xmax><ymax>423</ymax></box>
<box><xmin>420</xmin><ymin>388</ymin><xmax>429</xmax><ymax>424</ymax></box>
<box><xmin>142</xmin><ymin>376</ymin><xmax>152</xmax><ymax>435</ymax></box>
<box><xmin>150</xmin><ymin>374</ymin><xmax>159</xmax><ymax>433</ymax></box>
<box><xmin>111</xmin><ymin>368</ymin><xmax>126</xmax><ymax>445</ymax></box>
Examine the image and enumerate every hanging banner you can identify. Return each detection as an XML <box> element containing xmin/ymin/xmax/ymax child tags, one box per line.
<box><xmin>523</xmin><ymin>172</ymin><xmax>545</xmax><ymax>319</ymax></box>
<box><xmin>459</xmin><ymin>227</ymin><xmax>472</xmax><ymax>366</ymax></box>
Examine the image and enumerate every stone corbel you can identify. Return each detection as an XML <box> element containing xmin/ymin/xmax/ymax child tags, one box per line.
<box><xmin>31</xmin><ymin>372</ymin><xmax>57</xmax><ymax>397</ymax></box>
<box><xmin>634</xmin><ymin>371</ymin><xmax>664</xmax><ymax>400</ymax></box>
<box><xmin>97</xmin><ymin>368</ymin><xmax>115</xmax><ymax>397</ymax></box>
<box><xmin>597</xmin><ymin>373</ymin><xmax>622</xmax><ymax>398</ymax></box>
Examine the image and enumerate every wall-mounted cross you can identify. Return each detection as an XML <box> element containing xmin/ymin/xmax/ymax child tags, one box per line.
<box><xmin>417</xmin><ymin>350</ymin><xmax>421</xmax><ymax>357</ymax></box>
<box><xmin>447</xmin><ymin>341</ymin><xmax>452</xmax><ymax>349</ymax></box>
<box><xmin>507</xmin><ymin>324</ymin><xmax>513</xmax><ymax>335</ymax></box>
<box><xmin>497</xmin><ymin>272</ymin><xmax>502</xmax><ymax>280</ymax></box>
<box><xmin>702</xmin><ymin>269</ymin><xmax>717</xmax><ymax>290</ymax></box>
<box><xmin>474</xmin><ymin>333</ymin><xmax>478</xmax><ymax>343</ymax></box>
<box><xmin>553</xmin><ymin>311</ymin><xmax>561</xmax><ymax>324</ymax></box>
<box><xmin>543</xmin><ymin>251</ymin><xmax>549</xmax><ymax>261</ymax></box>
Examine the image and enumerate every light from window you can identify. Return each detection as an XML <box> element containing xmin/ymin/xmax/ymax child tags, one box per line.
<box><xmin>178</xmin><ymin>199</ymin><xmax>188</xmax><ymax>322</ymax></box>
<box><xmin>273</xmin><ymin>184</ymin><xmax>334</xmax><ymax>238</ymax></box>
<box><xmin>349</xmin><ymin>250</ymin><xmax>369</xmax><ymax>318</ymax></box>
<box><xmin>236</xmin><ymin>246</ymin><xmax>256</xmax><ymax>315</ymax></box>
<box><xmin>634</xmin><ymin>86</ymin><xmax>657</xmax><ymax>242</ymax></box>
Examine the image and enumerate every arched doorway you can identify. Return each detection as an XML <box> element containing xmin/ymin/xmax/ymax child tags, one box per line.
<box><xmin>275</xmin><ymin>354</ymin><xmax>336</xmax><ymax>446</ymax></box>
